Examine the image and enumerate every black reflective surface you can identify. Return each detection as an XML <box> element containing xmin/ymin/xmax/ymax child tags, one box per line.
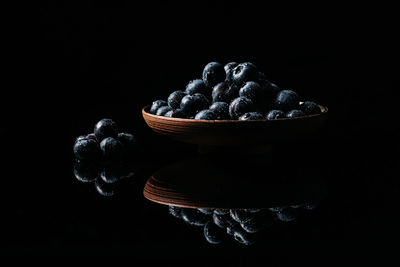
<box><xmin>6</xmin><ymin>1</ymin><xmax>400</xmax><ymax>265</ymax></box>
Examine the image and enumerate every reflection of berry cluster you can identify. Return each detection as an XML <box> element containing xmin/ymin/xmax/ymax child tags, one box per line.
<box><xmin>150</xmin><ymin>62</ymin><xmax>321</xmax><ymax>120</ymax></box>
<box><xmin>73</xmin><ymin>118</ymin><xmax>138</xmax><ymax>196</ymax></box>
<box><xmin>168</xmin><ymin>203</ymin><xmax>317</xmax><ymax>246</ymax></box>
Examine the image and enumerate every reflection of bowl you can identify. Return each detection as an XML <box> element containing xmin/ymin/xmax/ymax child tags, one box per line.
<box><xmin>142</xmin><ymin>105</ymin><xmax>328</xmax><ymax>146</ymax></box>
<box><xmin>143</xmin><ymin>155</ymin><xmax>328</xmax><ymax>209</ymax></box>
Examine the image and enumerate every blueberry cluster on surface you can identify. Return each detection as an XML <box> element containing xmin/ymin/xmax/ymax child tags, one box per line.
<box><xmin>150</xmin><ymin>62</ymin><xmax>322</xmax><ymax>120</ymax></box>
<box><xmin>168</xmin><ymin>202</ymin><xmax>318</xmax><ymax>246</ymax></box>
<box><xmin>73</xmin><ymin>119</ymin><xmax>138</xmax><ymax>196</ymax></box>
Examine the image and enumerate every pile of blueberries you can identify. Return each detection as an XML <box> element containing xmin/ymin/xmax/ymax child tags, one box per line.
<box><xmin>73</xmin><ymin>119</ymin><xmax>137</xmax><ymax>196</ymax></box>
<box><xmin>168</xmin><ymin>202</ymin><xmax>317</xmax><ymax>246</ymax></box>
<box><xmin>150</xmin><ymin>62</ymin><xmax>322</xmax><ymax>120</ymax></box>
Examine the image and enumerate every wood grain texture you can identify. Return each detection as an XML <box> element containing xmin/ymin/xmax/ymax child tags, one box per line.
<box><xmin>142</xmin><ymin>105</ymin><xmax>328</xmax><ymax>145</ymax></box>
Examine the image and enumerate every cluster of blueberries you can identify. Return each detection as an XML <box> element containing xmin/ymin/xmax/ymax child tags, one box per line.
<box><xmin>150</xmin><ymin>62</ymin><xmax>321</xmax><ymax>120</ymax></box>
<box><xmin>168</xmin><ymin>202</ymin><xmax>317</xmax><ymax>246</ymax></box>
<box><xmin>73</xmin><ymin>119</ymin><xmax>137</xmax><ymax>196</ymax></box>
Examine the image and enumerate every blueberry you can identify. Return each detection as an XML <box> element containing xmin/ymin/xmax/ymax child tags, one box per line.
<box><xmin>95</xmin><ymin>178</ymin><xmax>115</xmax><ymax>197</ymax></box>
<box><xmin>212</xmin><ymin>82</ymin><xmax>240</xmax><ymax>103</ymax></box>
<box><xmin>100</xmin><ymin>137</ymin><xmax>123</xmax><ymax>159</ymax></box>
<box><xmin>198</xmin><ymin>208</ymin><xmax>214</xmax><ymax>215</ymax></box>
<box><xmin>233</xmin><ymin>228</ymin><xmax>255</xmax><ymax>246</ymax></box>
<box><xmin>156</xmin><ymin>105</ymin><xmax>172</xmax><ymax>116</ymax></box>
<box><xmin>203</xmin><ymin>221</ymin><xmax>224</xmax><ymax>244</ymax></box>
<box><xmin>268</xmin><ymin>206</ymin><xmax>285</xmax><ymax>212</ymax></box>
<box><xmin>244</xmin><ymin>209</ymin><xmax>262</xmax><ymax>213</ymax></box>
<box><xmin>185</xmin><ymin>79</ymin><xmax>210</xmax><ymax>96</ymax></box>
<box><xmin>239</xmin><ymin>81</ymin><xmax>264</xmax><ymax>105</ymax></box>
<box><xmin>229</xmin><ymin>97</ymin><xmax>255</xmax><ymax>119</ymax></box>
<box><xmin>240</xmin><ymin>211</ymin><xmax>275</xmax><ymax>233</ymax></box>
<box><xmin>232</xmin><ymin>62</ymin><xmax>258</xmax><ymax>85</ymax></box>
<box><xmin>286</xmin><ymin>109</ymin><xmax>305</xmax><ymax>118</ymax></box>
<box><xmin>181</xmin><ymin>208</ymin><xmax>209</xmax><ymax>226</ymax></box>
<box><xmin>266</xmin><ymin>110</ymin><xmax>285</xmax><ymax>120</ymax></box>
<box><xmin>164</xmin><ymin>109</ymin><xmax>187</xmax><ymax>118</ymax></box>
<box><xmin>94</xmin><ymin>118</ymin><xmax>118</xmax><ymax>141</ymax></box>
<box><xmin>300</xmin><ymin>101</ymin><xmax>321</xmax><ymax>115</ymax></box>
<box><xmin>202</xmin><ymin>62</ymin><xmax>226</xmax><ymax>88</ymax></box>
<box><xmin>212</xmin><ymin>213</ymin><xmax>236</xmax><ymax>229</ymax></box>
<box><xmin>73</xmin><ymin>137</ymin><xmax>101</xmax><ymax>160</ymax></box>
<box><xmin>150</xmin><ymin>100</ymin><xmax>167</xmax><ymax>114</ymax></box>
<box><xmin>117</xmin><ymin>132</ymin><xmax>136</xmax><ymax>153</ymax></box>
<box><xmin>169</xmin><ymin>206</ymin><xmax>183</xmax><ymax>218</ymax></box>
<box><xmin>230</xmin><ymin>210</ymin><xmax>255</xmax><ymax>224</ymax></box>
<box><xmin>213</xmin><ymin>209</ymin><xmax>230</xmax><ymax>215</ymax></box>
<box><xmin>180</xmin><ymin>93</ymin><xmax>210</xmax><ymax>116</ymax></box>
<box><xmin>226</xmin><ymin>222</ymin><xmax>241</xmax><ymax>236</ymax></box>
<box><xmin>270</xmin><ymin>83</ymin><xmax>280</xmax><ymax>96</ymax></box>
<box><xmin>274</xmin><ymin>90</ymin><xmax>299</xmax><ymax>111</ymax></box>
<box><xmin>239</xmin><ymin>112</ymin><xmax>264</xmax><ymax>121</ymax></box>
<box><xmin>73</xmin><ymin>161</ymin><xmax>99</xmax><ymax>183</ymax></box>
<box><xmin>209</xmin><ymin>102</ymin><xmax>230</xmax><ymax>120</ymax></box>
<box><xmin>100</xmin><ymin>165</ymin><xmax>130</xmax><ymax>183</ymax></box>
<box><xmin>195</xmin><ymin>109</ymin><xmax>217</xmax><ymax>120</ymax></box>
<box><xmin>224</xmin><ymin>62</ymin><xmax>239</xmax><ymax>81</ymax></box>
<box><xmin>276</xmin><ymin>208</ymin><xmax>297</xmax><ymax>222</ymax></box>
<box><xmin>168</xmin><ymin>91</ymin><xmax>187</xmax><ymax>109</ymax></box>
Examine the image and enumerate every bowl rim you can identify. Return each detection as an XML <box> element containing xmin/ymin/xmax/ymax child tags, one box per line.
<box><xmin>142</xmin><ymin>104</ymin><xmax>328</xmax><ymax>123</ymax></box>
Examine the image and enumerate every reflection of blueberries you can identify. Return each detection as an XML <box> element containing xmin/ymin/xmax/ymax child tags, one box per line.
<box><xmin>168</xmin><ymin>90</ymin><xmax>187</xmax><ymax>109</ymax></box>
<box><xmin>268</xmin><ymin>206</ymin><xmax>285</xmax><ymax>212</ymax></box>
<box><xmin>150</xmin><ymin>100</ymin><xmax>167</xmax><ymax>114</ymax></box>
<box><xmin>266</xmin><ymin>110</ymin><xmax>285</xmax><ymax>120</ymax></box>
<box><xmin>239</xmin><ymin>112</ymin><xmax>264</xmax><ymax>121</ymax></box>
<box><xmin>209</xmin><ymin>102</ymin><xmax>230</xmax><ymax>120</ymax></box>
<box><xmin>100</xmin><ymin>137</ymin><xmax>123</xmax><ymax>159</ymax></box>
<box><xmin>194</xmin><ymin>109</ymin><xmax>217</xmax><ymax>120</ymax></box>
<box><xmin>169</xmin><ymin>206</ymin><xmax>183</xmax><ymax>219</ymax></box>
<box><xmin>300</xmin><ymin>101</ymin><xmax>321</xmax><ymax>115</ymax></box>
<box><xmin>244</xmin><ymin>209</ymin><xmax>261</xmax><ymax>213</ymax></box>
<box><xmin>156</xmin><ymin>105</ymin><xmax>172</xmax><ymax>116</ymax></box>
<box><xmin>198</xmin><ymin>208</ymin><xmax>214</xmax><ymax>215</ymax></box>
<box><xmin>240</xmin><ymin>211</ymin><xmax>274</xmax><ymax>233</ymax></box>
<box><xmin>286</xmin><ymin>109</ymin><xmax>305</xmax><ymax>118</ymax></box>
<box><xmin>226</xmin><ymin>222</ymin><xmax>241</xmax><ymax>236</ymax></box>
<box><xmin>274</xmin><ymin>90</ymin><xmax>299</xmax><ymax>111</ymax></box>
<box><xmin>230</xmin><ymin>209</ymin><xmax>255</xmax><ymax>224</ymax></box>
<box><xmin>164</xmin><ymin>109</ymin><xmax>187</xmax><ymax>118</ymax></box>
<box><xmin>202</xmin><ymin>62</ymin><xmax>226</xmax><ymax>88</ymax></box>
<box><xmin>73</xmin><ymin>137</ymin><xmax>101</xmax><ymax>160</ymax></box>
<box><xmin>74</xmin><ymin>161</ymin><xmax>100</xmax><ymax>182</ymax></box>
<box><xmin>212</xmin><ymin>82</ymin><xmax>240</xmax><ymax>103</ymax></box>
<box><xmin>95</xmin><ymin>178</ymin><xmax>115</xmax><ymax>197</ymax></box>
<box><xmin>181</xmin><ymin>208</ymin><xmax>208</xmax><ymax>226</ymax></box>
<box><xmin>180</xmin><ymin>93</ymin><xmax>210</xmax><ymax>116</ymax></box>
<box><xmin>229</xmin><ymin>97</ymin><xmax>255</xmax><ymax>119</ymax></box>
<box><xmin>290</xmin><ymin>203</ymin><xmax>305</xmax><ymax>209</ymax></box>
<box><xmin>117</xmin><ymin>133</ymin><xmax>136</xmax><ymax>154</ymax></box>
<box><xmin>233</xmin><ymin>228</ymin><xmax>255</xmax><ymax>246</ymax></box>
<box><xmin>203</xmin><ymin>221</ymin><xmax>224</xmax><ymax>244</ymax></box>
<box><xmin>232</xmin><ymin>62</ymin><xmax>258</xmax><ymax>85</ymax></box>
<box><xmin>212</xmin><ymin>213</ymin><xmax>236</xmax><ymax>229</ymax></box>
<box><xmin>94</xmin><ymin>118</ymin><xmax>118</xmax><ymax>141</ymax></box>
<box><xmin>276</xmin><ymin>208</ymin><xmax>297</xmax><ymax>222</ymax></box>
<box><xmin>214</xmin><ymin>209</ymin><xmax>229</xmax><ymax>215</ymax></box>
<box><xmin>303</xmin><ymin>202</ymin><xmax>318</xmax><ymax>210</ymax></box>
<box><xmin>185</xmin><ymin>79</ymin><xmax>210</xmax><ymax>96</ymax></box>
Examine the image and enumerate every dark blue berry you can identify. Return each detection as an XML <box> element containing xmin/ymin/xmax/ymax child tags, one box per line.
<box><xmin>286</xmin><ymin>109</ymin><xmax>305</xmax><ymax>118</ymax></box>
<box><xmin>240</xmin><ymin>211</ymin><xmax>275</xmax><ymax>233</ymax></box>
<box><xmin>164</xmin><ymin>109</ymin><xmax>187</xmax><ymax>118</ymax></box>
<box><xmin>198</xmin><ymin>208</ymin><xmax>214</xmax><ymax>215</ymax></box>
<box><xmin>180</xmin><ymin>93</ymin><xmax>210</xmax><ymax>116</ymax></box>
<box><xmin>212</xmin><ymin>82</ymin><xmax>240</xmax><ymax>103</ymax></box>
<box><xmin>276</xmin><ymin>208</ymin><xmax>297</xmax><ymax>222</ymax></box>
<box><xmin>73</xmin><ymin>161</ymin><xmax>99</xmax><ymax>183</ymax></box>
<box><xmin>224</xmin><ymin>62</ymin><xmax>239</xmax><ymax>81</ymax></box>
<box><xmin>209</xmin><ymin>102</ymin><xmax>230</xmax><ymax>120</ymax></box>
<box><xmin>233</xmin><ymin>228</ymin><xmax>255</xmax><ymax>246</ymax></box>
<box><xmin>203</xmin><ymin>221</ymin><xmax>224</xmax><ymax>244</ymax></box>
<box><xmin>100</xmin><ymin>137</ymin><xmax>123</xmax><ymax>159</ymax></box>
<box><xmin>244</xmin><ymin>209</ymin><xmax>262</xmax><ymax>213</ymax></box>
<box><xmin>100</xmin><ymin>163</ymin><xmax>135</xmax><ymax>183</ymax></box>
<box><xmin>156</xmin><ymin>105</ymin><xmax>172</xmax><ymax>116</ymax></box>
<box><xmin>213</xmin><ymin>213</ymin><xmax>236</xmax><ymax>229</ymax></box>
<box><xmin>213</xmin><ymin>209</ymin><xmax>230</xmax><ymax>215</ymax></box>
<box><xmin>232</xmin><ymin>62</ymin><xmax>258</xmax><ymax>85</ymax></box>
<box><xmin>266</xmin><ymin>110</ymin><xmax>285</xmax><ymax>120</ymax></box>
<box><xmin>239</xmin><ymin>112</ymin><xmax>264</xmax><ymax>121</ymax></box>
<box><xmin>150</xmin><ymin>100</ymin><xmax>167</xmax><ymax>114</ymax></box>
<box><xmin>185</xmin><ymin>79</ymin><xmax>210</xmax><ymax>96</ymax></box>
<box><xmin>181</xmin><ymin>208</ymin><xmax>208</xmax><ymax>226</ymax></box>
<box><xmin>94</xmin><ymin>118</ymin><xmax>118</xmax><ymax>141</ymax></box>
<box><xmin>270</xmin><ymin>83</ymin><xmax>280</xmax><ymax>96</ymax></box>
<box><xmin>229</xmin><ymin>97</ymin><xmax>255</xmax><ymax>119</ymax></box>
<box><xmin>168</xmin><ymin>90</ymin><xmax>187</xmax><ymax>109</ymax></box>
<box><xmin>169</xmin><ymin>206</ymin><xmax>183</xmax><ymax>218</ymax></box>
<box><xmin>95</xmin><ymin>178</ymin><xmax>115</xmax><ymax>197</ymax></box>
<box><xmin>230</xmin><ymin>210</ymin><xmax>255</xmax><ymax>224</ymax></box>
<box><xmin>300</xmin><ymin>101</ymin><xmax>321</xmax><ymax>115</ymax></box>
<box><xmin>274</xmin><ymin>90</ymin><xmax>299</xmax><ymax>111</ymax></box>
<box><xmin>117</xmin><ymin>132</ymin><xmax>136</xmax><ymax>153</ymax></box>
<box><xmin>202</xmin><ymin>62</ymin><xmax>226</xmax><ymax>88</ymax></box>
<box><xmin>73</xmin><ymin>137</ymin><xmax>101</xmax><ymax>160</ymax></box>
<box><xmin>194</xmin><ymin>109</ymin><xmax>217</xmax><ymax>120</ymax></box>
<box><xmin>239</xmin><ymin>81</ymin><xmax>264</xmax><ymax>105</ymax></box>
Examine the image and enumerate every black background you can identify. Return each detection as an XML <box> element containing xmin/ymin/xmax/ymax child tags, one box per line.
<box><xmin>3</xmin><ymin>1</ymin><xmax>399</xmax><ymax>265</ymax></box>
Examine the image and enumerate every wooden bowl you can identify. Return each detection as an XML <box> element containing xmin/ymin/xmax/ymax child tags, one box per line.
<box><xmin>142</xmin><ymin>105</ymin><xmax>328</xmax><ymax>146</ymax></box>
